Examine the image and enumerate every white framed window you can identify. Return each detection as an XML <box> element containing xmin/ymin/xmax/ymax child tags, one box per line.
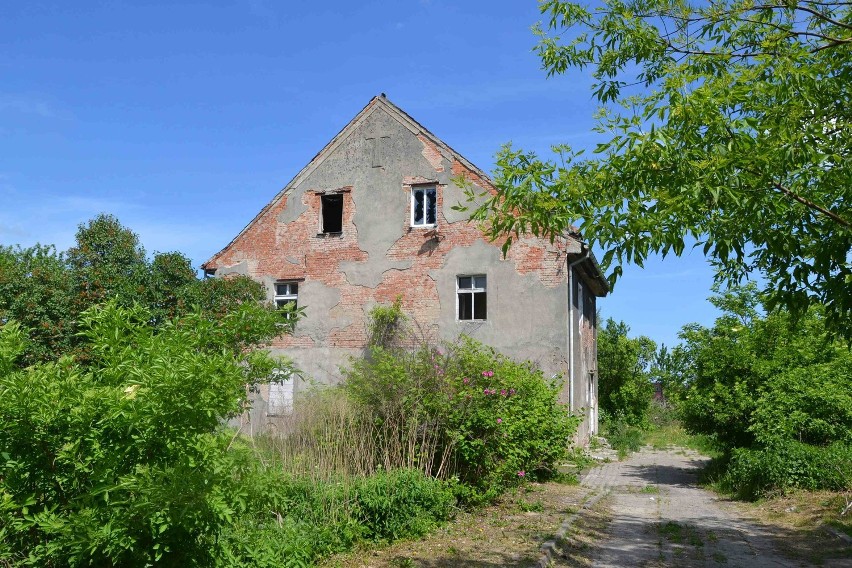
<box><xmin>411</xmin><ymin>186</ymin><xmax>437</xmax><ymax>227</ymax></box>
<box><xmin>457</xmin><ymin>275</ymin><xmax>487</xmax><ymax>321</ymax></box>
<box><xmin>274</xmin><ymin>281</ymin><xmax>298</xmax><ymax>310</ymax></box>
<box><xmin>268</xmin><ymin>367</ymin><xmax>294</xmax><ymax>416</ymax></box>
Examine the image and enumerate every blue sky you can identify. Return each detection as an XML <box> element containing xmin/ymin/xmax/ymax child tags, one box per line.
<box><xmin>0</xmin><ymin>0</ymin><xmax>723</xmax><ymax>347</ymax></box>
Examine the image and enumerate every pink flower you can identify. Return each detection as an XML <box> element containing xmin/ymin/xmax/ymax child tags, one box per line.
<box><xmin>463</xmin><ymin>377</ymin><xmax>470</xmax><ymax>385</ymax></box>
<box><xmin>500</xmin><ymin>389</ymin><xmax>507</xmax><ymax>396</ymax></box>
<box><xmin>517</xmin><ymin>470</ymin><xmax>526</xmax><ymax>477</ymax></box>
<box><xmin>509</xmin><ymin>388</ymin><xmax>516</xmax><ymax>395</ymax></box>
<box><xmin>481</xmin><ymin>370</ymin><xmax>494</xmax><ymax>378</ymax></box>
<box><xmin>496</xmin><ymin>418</ymin><xmax>503</xmax><ymax>424</ymax></box>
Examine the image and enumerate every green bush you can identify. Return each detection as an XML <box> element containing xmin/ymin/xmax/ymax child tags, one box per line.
<box><xmin>353</xmin><ymin>468</ymin><xmax>455</xmax><ymax>541</ymax></box>
<box><xmin>0</xmin><ymin>301</ymin><xmax>284</xmax><ymax>567</ymax></box>
<box><xmin>0</xmin><ymin>304</ymin><xmax>458</xmax><ymax>567</ymax></box>
<box><xmin>677</xmin><ymin>286</ymin><xmax>839</xmax><ymax>450</ymax></box>
<box><xmin>346</xmin><ymin>336</ymin><xmax>579</xmax><ymax>503</ymax></box>
<box><xmin>750</xmin><ymin>354</ymin><xmax>852</xmax><ymax>447</ymax></box>
<box><xmin>725</xmin><ymin>441</ymin><xmax>852</xmax><ymax>500</ymax></box>
<box><xmin>671</xmin><ymin>286</ymin><xmax>852</xmax><ymax>499</ymax></box>
<box><xmin>600</xmin><ymin>419</ymin><xmax>644</xmax><ymax>458</ymax></box>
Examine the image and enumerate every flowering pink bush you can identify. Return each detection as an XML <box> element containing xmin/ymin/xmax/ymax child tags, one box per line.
<box><xmin>346</xmin><ymin>335</ymin><xmax>579</xmax><ymax>504</ymax></box>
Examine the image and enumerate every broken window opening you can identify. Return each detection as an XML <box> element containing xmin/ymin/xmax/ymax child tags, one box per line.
<box><xmin>457</xmin><ymin>275</ymin><xmax>487</xmax><ymax>321</ymax></box>
<box><xmin>411</xmin><ymin>186</ymin><xmax>437</xmax><ymax>227</ymax></box>
<box><xmin>321</xmin><ymin>194</ymin><xmax>344</xmax><ymax>234</ymax></box>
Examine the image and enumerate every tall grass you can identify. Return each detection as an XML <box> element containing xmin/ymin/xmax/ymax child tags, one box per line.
<box><xmin>255</xmin><ymin>388</ymin><xmax>456</xmax><ymax>483</ymax></box>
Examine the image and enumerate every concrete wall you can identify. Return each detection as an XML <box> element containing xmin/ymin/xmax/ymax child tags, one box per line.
<box><xmin>569</xmin><ymin>275</ymin><xmax>599</xmax><ymax>444</ymax></box>
<box><xmin>208</xmin><ymin>99</ymin><xmax>596</xmax><ymax>436</ymax></box>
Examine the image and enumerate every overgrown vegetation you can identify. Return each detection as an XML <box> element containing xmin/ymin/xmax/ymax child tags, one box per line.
<box><xmin>671</xmin><ymin>286</ymin><xmax>852</xmax><ymax>499</ymax></box>
<box><xmin>0</xmin><ymin>224</ymin><xmax>581</xmax><ymax>565</ymax></box>
<box><xmin>595</xmin><ymin>316</ymin><xmax>658</xmax><ymax>457</ymax></box>
<box><xmin>0</xmin><ymin>285</ymin><xmax>458</xmax><ymax>567</ymax></box>
<box><xmin>346</xmin><ymin>336</ymin><xmax>580</xmax><ymax>504</ymax></box>
<box><xmin>0</xmin><ymin>214</ymin><xmax>297</xmax><ymax>368</ymax></box>
<box><xmin>596</xmin><ymin>286</ymin><xmax>851</xmax><ymax>503</ymax></box>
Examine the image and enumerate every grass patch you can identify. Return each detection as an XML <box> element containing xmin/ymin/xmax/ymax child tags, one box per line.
<box><xmin>645</xmin><ymin>404</ymin><xmax>721</xmax><ymax>458</ymax></box>
<box><xmin>728</xmin><ymin>489</ymin><xmax>852</xmax><ymax>565</ymax></box>
<box><xmin>746</xmin><ymin>489</ymin><xmax>852</xmax><ymax>536</ymax></box>
<box><xmin>600</xmin><ymin>420</ymin><xmax>644</xmax><ymax>458</ymax></box>
<box><xmin>517</xmin><ymin>498</ymin><xmax>545</xmax><ymax>513</ymax></box>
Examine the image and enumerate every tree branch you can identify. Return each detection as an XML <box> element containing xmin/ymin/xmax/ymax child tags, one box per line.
<box><xmin>770</xmin><ymin>180</ymin><xmax>851</xmax><ymax>228</ymax></box>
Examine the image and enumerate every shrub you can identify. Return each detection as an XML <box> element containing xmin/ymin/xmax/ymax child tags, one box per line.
<box><xmin>600</xmin><ymin>419</ymin><xmax>644</xmax><ymax>458</ymax></box>
<box><xmin>597</xmin><ymin>318</ymin><xmax>656</xmax><ymax>427</ymax></box>
<box><xmin>0</xmin><ymin>301</ymin><xmax>285</xmax><ymax>567</ymax></box>
<box><xmin>750</xmin><ymin>354</ymin><xmax>852</xmax><ymax>447</ymax></box>
<box><xmin>353</xmin><ymin>468</ymin><xmax>455</xmax><ymax>541</ymax></box>
<box><xmin>367</xmin><ymin>297</ymin><xmax>408</xmax><ymax>349</ymax></box>
<box><xmin>725</xmin><ymin>441</ymin><xmax>852</xmax><ymax>500</ymax></box>
<box><xmin>346</xmin><ymin>336</ymin><xmax>580</xmax><ymax>503</ymax></box>
<box><xmin>212</xmin><ymin>447</ymin><xmax>453</xmax><ymax>567</ymax></box>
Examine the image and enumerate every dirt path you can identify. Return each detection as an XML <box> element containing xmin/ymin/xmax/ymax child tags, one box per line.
<box><xmin>565</xmin><ymin>447</ymin><xmax>851</xmax><ymax>568</ymax></box>
<box><xmin>319</xmin><ymin>446</ymin><xmax>849</xmax><ymax>567</ymax></box>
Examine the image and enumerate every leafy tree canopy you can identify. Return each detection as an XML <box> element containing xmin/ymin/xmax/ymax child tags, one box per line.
<box><xmin>0</xmin><ymin>215</ymin><xmax>295</xmax><ymax>366</ymax></box>
<box><xmin>465</xmin><ymin>0</ymin><xmax>851</xmax><ymax>335</ymax></box>
<box><xmin>597</xmin><ymin>317</ymin><xmax>657</xmax><ymax>426</ymax></box>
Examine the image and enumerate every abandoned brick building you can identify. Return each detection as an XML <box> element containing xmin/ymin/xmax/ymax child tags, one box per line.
<box><xmin>202</xmin><ymin>95</ymin><xmax>609</xmax><ymax>443</ymax></box>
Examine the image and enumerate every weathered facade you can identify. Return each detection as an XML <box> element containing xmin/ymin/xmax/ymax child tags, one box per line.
<box><xmin>202</xmin><ymin>95</ymin><xmax>608</xmax><ymax>443</ymax></box>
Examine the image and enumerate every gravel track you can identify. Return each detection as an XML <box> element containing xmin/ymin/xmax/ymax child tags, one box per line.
<box><xmin>578</xmin><ymin>447</ymin><xmax>850</xmax><ymax>568</ymax></box>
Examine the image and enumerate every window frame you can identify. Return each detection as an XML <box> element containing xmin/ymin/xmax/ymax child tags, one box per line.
<box><xmin>273</xmin><ymin>281</ymin><xmax>299</xmax><ymax>310</ymax></box>
<box><xmin>456</xmin><ymin>274</ymin><xmax>487</xmax><ymax>321</ymax></box>
<box><xmin>410</xmin><ymin>185</ymin><xmax>437</xmax><ymax>228</ymax></box>
<box><xmin>267</xmin><ymin>367</ymin><xmax>295</xmax><ymax>416</ymax></box>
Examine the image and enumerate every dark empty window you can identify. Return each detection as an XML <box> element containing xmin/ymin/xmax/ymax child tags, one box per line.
<box><xmin>321</xmin><ymin>194</ymin><xmax>343</xmax><ymax>233</ymax></box>
<box><xmin>457</xmin><ymin>275</ymin><xmax>487</xmax><ymax>320</ymax></box>
<box><xmin>411</xmin><ymin>186</ymin><xmax>437</xmax><ymax>227</ymax></box>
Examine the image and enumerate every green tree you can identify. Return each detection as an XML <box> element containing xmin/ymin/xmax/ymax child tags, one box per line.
<box><xmin>677</xmin><ymin>284</ymin><xmax>839</xmax><ymax>448</ymax></box>
<box><xmin>67</xmin><ymin>214</ymin><xmax>149</xmax><ymax>310</ymax></box>
<box><xmin>1</xmin><ymin>215</ymin><xmax>289</xmax><ymax>366</ymax></box>
<box><xmin>672</xmin><ymin>285</ymin><xmax>851</xmax><ymax>497</ymax></box>
<box><xmin>146</xmin><ymin>251</ymin><xmax>198</xmax><ymax>324</ymax></box>
<box><xmin>465</xmin><ymin>0</ymin><xmax>851</xmax><ymax>335</ymax></box>
<box><xmin>0</xmin><ymin>245</ymin><xmax>74</xmax><ymax>365</ymax></box>
<box><xmin>597</xmin><ymin>317</ymin><xmax>656</xmax><ymax>426</ymax></box>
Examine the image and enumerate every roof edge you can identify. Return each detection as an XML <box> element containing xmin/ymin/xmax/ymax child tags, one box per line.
<box><xmin>203</xmin><ymin>94</ymin><xmax>496</xmax><ymax>269</ymax></box>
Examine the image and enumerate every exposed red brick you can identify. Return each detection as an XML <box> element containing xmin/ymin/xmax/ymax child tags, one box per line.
<box><xmin>418</xmin><ymin>134</ymin><xmax>445</xmax><ymax>173</ymax></box>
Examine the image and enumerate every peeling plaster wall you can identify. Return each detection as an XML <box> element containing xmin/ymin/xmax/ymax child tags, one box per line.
<box><xmin>208</xmin><ymin>101</ymin><xmax>594</xmax><ymax>435</ymax></box>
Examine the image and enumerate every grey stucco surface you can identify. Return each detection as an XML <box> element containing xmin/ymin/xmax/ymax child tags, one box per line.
<box><xmin>277</xmin><ymin>187</ymin><xmax>308</xmax><ymax>225</ymax></box>
<box><xmin>442</xmin><ymin>178</ymin><xmax>487</xmax><ymax>224</ymax></box>
<box><xmin>216</xmin><ymin>260</ymin><xmax>249</xmax><ymax>276</ymax></box>
<box><xmin>291</xmin><ymin>280</ymin><xmax>348</xmax><ymax>343</ymax></box>
<box><xmin>339</xmin><ymin>259</ymin><xmax>413</xmax><ymax>288</ymax></box>
<box><xmin>273</xmin><ymin>346</ymin><xmax>359</xmax><ymax>388</ymax></box>
<box><xmin>430</xmin><ymin>239</ymin><xmax>569</xmax><ymax>379</ymax></box>
<box><xmin>221</xmin><ymin>101</ymin><xmax>595</xmax><ymax>437</ymax></box>
<box><xmin>279</xmin><ymin>107</ymin><xmax>569</xmax><ymax>383</ymax></box>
